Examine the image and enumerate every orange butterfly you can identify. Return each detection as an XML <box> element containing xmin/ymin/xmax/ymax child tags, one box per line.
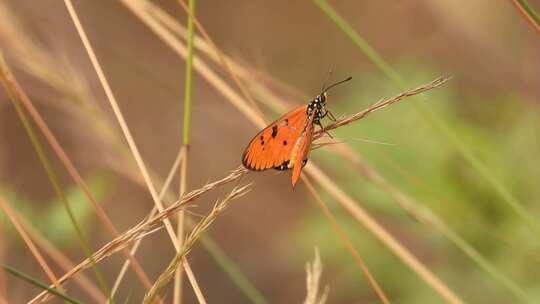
<box><xmin>242</xmin><ymin>76</ymin><xmax>352</xmax><ymax>188</ymax></box>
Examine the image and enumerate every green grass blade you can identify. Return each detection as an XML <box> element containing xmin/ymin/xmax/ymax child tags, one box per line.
<box><xmin>1</xmin><ymin>264</ymin><xmax>82</xmax><ymax>304</ymax></box>
<box><xmin>313</xmin><ymin>0</ymin><xmax>538</xmax><ymax>234</ymax></box>
<box><xmin>182</xmin><ymin>0</ymin><xmax>196</xmax><ymax>145</ymax></box>
<box><xmin>434</xmin><ymin>220</ymin><xmax>533</xmax><ymax>303</ymax></box>
<box><xmin>515</xmin><ymin>0</ymin><xmax>540</xmax><ymax>28</ymax></box>
<box><xmin>200</xmin><ymin>236</ymin><xmax>268</xmax><ymax>304</ymax></box>
<box><xmin>0</xmin><ymin>56</ymin><xmax>111</xmax><ymax>299</ymax></box>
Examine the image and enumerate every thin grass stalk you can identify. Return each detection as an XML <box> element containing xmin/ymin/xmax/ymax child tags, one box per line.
<box><xmin>302</xmin><ymin>178</ymin><xmax>390</xmax><ymax>304</ymax></box>
<box><xmin>314</xmin><ymin>77</ymin><xmax>448</xmax><ymax>136</ymax></box>
<box><xmin>510</xmin><ymin>0</ymin><xmax>540</xmax><ymax>34</ymax></box>
<box><xmin>313</xmin><ymin>0</ymin><xmax>538</xmax><ymax>236</ymax></box>
<box><xmin>198</xmin><ymin>236</ymin><xmax>268</xmax><ymax>304</ymax></box>
<box><xmin>303</xmin><ymin>249</ymin><xmax>329</xmax><ymax>304</ymax></box>
<box><xmin>120</xmin><ymin>0</ymin><xmax>263</xmax><ymax>124</ymax></box>
<box><xmin>14</xmin><ymin>208</ymin><xmax>106</xmax><ymax>303</ymax></box>
<box><xmin>0</xmin><ymin>50</ymin><xmax>173</xmax><ymax>302</ymax></box>
<box><xmin>1</xmin><ymin>54</ymin><xmax>106</xmax><ymax>293</ymax></box>
<box><xmin>144</xmin><ymin>185</ymin><xmax>250</xmax><ymax>303</ymax></box>
<box><xmin>108</xmin><ymin>146</ymin><xmax>269</xmax><ymax>304</ymax></box>
<box><xmin>174</xmin><ymin>1</ymin><xmax>196</xmax><ymax>302</ymax></box>
<box><xmin>29</xmin><ymin>167</ymin><xmax>248</xmax><ymax>303</ymax></box>
<box><xmin>0</xmin><ymin>52</ymin><xmax>112</xmax><ymax>300</ymax></box>
<box><xmin>332</xmin><ymin>146</ymin><xmax>532</xmax><ymax>302</ymax></box>
<box><xmin>147</xmin><ymin>2</ymin><xmax>262</xmax><ymax>101</ymax></box>
<box><xmin>110</xmin><ymin>150</ymin><xmax>183</xmax><ymax>301</ymax></box>
<box><xmin>175</xmin><ymin>147</ymin><xmax>189</xmax><ymax>302</ymax></box>
<box><xmin>0</xmin><ymin>197</ymin><xmax>63</xmax><ymax>293</ymax></box>
<box><xmin>1</xmin><ymin>265</ymin><xmax>81</xmax><ymax>304</ymax></box>
<box><xmin>0</xmin><ymin>223</ymin><xmax>5</xmax><ymax>300</ymax></box>
<box><xmin>305</xmin><ymin>164</ymin><xmax>463</xmax><ymax>304</ymax></box>
<box><xmin>175</xmin><ymin>0</ymin><xmax>266</xmax><ymax>121</ymax></box>
<box><xmin>180</xmin><ymin>0</ymin><xmax>196</xmax><ymax>146</ymax></box>
<box><xmin>61</xmin><ymin>1</ymin><xmax>205</xmax><ymax>302</ymax></box>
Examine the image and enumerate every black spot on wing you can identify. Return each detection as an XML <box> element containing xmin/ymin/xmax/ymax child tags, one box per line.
<box><xmin>271</xmin><ymin>125</ymin><xmax>278</xmax><ymax>138</ymax></box>
<box><xmin>274</xmin><ymin>160</ymin><xmax>290</xmax><ymax>171</ymax></box>
<box><xmin>283</xmin><ymin>140</ymin><xmax>287</xmax><ymax>146</ymax></box>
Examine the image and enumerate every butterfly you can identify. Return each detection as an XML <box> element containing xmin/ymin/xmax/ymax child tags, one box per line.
<box><xmin>242</xmin><ymin>76</ymin><xmax>352</xmax><ymax>188</ymax></box>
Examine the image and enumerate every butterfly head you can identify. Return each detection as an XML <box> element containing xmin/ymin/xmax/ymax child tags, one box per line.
<box><xmin>310</xmin><ymin>76</ymin><xmax>352</xmax><ymax>115</ymax></box>
<box><xmin>315</xmin><ymin>93</ymin><xmax>326</xmax><ymax>105</ymax></box>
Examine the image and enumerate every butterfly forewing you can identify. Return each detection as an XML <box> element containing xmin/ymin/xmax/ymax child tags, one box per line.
<box><xmin>242</xmin><ymin>105</ymin><xmax>308</xmax><ymax>171</ymax></box>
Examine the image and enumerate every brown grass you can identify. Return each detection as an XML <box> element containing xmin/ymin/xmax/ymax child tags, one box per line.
<box><xmin>143</xmin><ymin>184</ymin><xmax>251</xmax><ymax>303</ymax></box>
<box><xmin>0</xmin><ymin>196</ymin><xmax>62</xmax><ymax>292</ymax></box>
<box><xmin>303</xmin><ymin>249</ymin><xmax>329</xmax><ymax>304</ymax></box>
<box><xmin>30</xmin><ymin>167</ymin><xmax>248</xmax><ymax>303</ymax></box>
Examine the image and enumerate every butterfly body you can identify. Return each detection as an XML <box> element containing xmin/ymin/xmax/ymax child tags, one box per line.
<box><xmin>241</xmin><ymin>76</ymin><xmax>351</xmax><ymax>189</ymax></box>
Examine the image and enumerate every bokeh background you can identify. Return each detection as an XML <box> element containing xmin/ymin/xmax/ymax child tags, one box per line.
<box><xmin>0</xmin><ymin>1</ymin><xmax>539</xmax><ymax>303</ymax></box>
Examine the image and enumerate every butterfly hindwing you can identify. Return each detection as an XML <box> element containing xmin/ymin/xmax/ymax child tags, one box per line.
<box><xmin>290</xmin><ymin>110</ymin><xmax>316</xmax><ymax>187</ymax></box>
<box><xmin>242</xmin><ymin>105</ymin><xmax>308</xmax><ymax>171</ymax></box>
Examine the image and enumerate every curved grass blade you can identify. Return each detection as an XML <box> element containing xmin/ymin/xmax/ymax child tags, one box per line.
<box><xmin>1</xmin><ymin>264</ymin><xmax>81</xmax><ymax>304</ymax></box>
<box><xmin>511</xmin><ymin>0</ymin><xmax>540</xmax><ymax>34</ymax></box>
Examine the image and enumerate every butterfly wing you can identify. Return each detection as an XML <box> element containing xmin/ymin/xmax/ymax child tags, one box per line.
<box><xmin>242</xmin><ymin>105</ymin><xmax>308</xmax><ymax>171</ymax></box>
<box><xmin>289</xmin><ymin>110</ymin><xmax>316</xmax><ymax>188</ymax></box>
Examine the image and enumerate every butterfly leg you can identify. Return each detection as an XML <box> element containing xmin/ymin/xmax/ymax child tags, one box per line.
<box><xmin>327</xmin><ymin>110</ymin><xmax>337</xmax><ymax>121</ymax></box>
<box><xmin>316</xmin><ymin>120</ymin><xmax>334</xmax><ymax>139</ymax></box>
<box><xmin>320</xmin><ymin>109</ymin><xmax>337</xmax><ymax>121</ymax></box>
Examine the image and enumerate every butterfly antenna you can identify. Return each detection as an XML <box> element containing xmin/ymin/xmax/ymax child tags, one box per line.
<box><xmin>321</xmin><ymin>69</ymin><xmax>334</xmax><ymax>92</ymax></box>
<box><xmin>323</xmin><ymin>76</ymin><xmax>352</xmax><ymax>93</ymax></box>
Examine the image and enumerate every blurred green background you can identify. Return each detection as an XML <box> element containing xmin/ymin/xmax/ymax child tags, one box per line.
<box><xmin>0</xmin><ymin>1</ymin><xmax>539</xmax><ymax>303</ymax></box>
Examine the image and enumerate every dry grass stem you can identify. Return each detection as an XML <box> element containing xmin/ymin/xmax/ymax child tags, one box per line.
<box><xmin>315</xmin><ymin>77</ymin><xmax>449</xmax><ymax>137</ymax></box>
<box><xmin>303</xmin><ymin>249</ymin><xmax>329</xmax><ymax>304</ymax></box>
<box><xmin>62</xmin><ymin>0</ymin><xmax>207</xmax><ymax>302</ymax></box>
<box><xmin>174</xmin><ymin>146</ymin><xmax>189</xmax><ymax>304</ymax></box>
<box><xmin>19</xmin><ymin>216</ymin><xmax>105</xmax><ymax>303</ymax></box>
<box><xmin>144</xmin><ymin>185</ymin><xmax>250</xmax><ymax>303</ymax></box>
<box><xmin>0</xmin><ymin>51</ymin><xmax>155</xmax><ymax>302</ymax></box>
<box><xmin>510</xmin><ymin>0</ymin><xmax>540</xmax><ymax>34</ymax></box>
<box><xmin>30</xmin><ymin>167</ymin><xmax>248</xmax><ymax>303</ymax></box>
<box><xmin>304</xmin><ymin>164</ymin><xmax>463</xmax><ymax>304</ymax></box>
<box><xmin>175</xmin><ymin>0</ymin><xmax>265</xmax><ymax>120</ymax></box>
<box><xmin>330</xmin><ymin>146</ymin><xmax>436</xmax><ymax>225</ymax></box>
<box><xmin>120</xmin><ymin>0</ymin><xmax>265</xmax><ymax>127</ymax></box>
<box><xmin>110</xmin><ymin>149</ymin><xmax>184</xmax><ymax>301</ymax></box>
<box><xmin>0</xmin><ymin>196</ymin><xmax>63</xmax><ymax>293</ymax></box>
<box><xmin>0</xmin><ymin>223</ymin><xmax>5</xmax><ymax>300</ymax></box>
<box><xmin>302</xmin><ymin>178</ymin><xmax>391</xmax><ymax>304</ymax></box>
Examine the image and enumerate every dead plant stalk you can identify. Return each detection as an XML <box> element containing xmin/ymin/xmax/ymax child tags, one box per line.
<box><xmin>30</xmin><ymin>167</ymin><xmax>248</xmax><ymax>303</ymax></box>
